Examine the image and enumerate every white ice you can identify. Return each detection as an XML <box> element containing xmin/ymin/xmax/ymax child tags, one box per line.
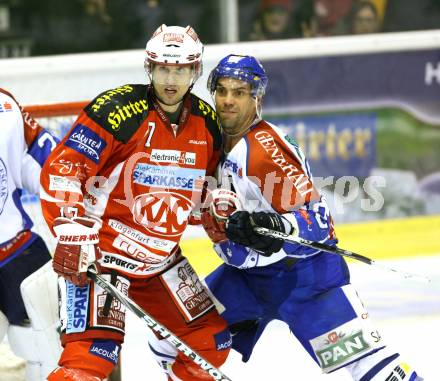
<box><xmin>122</xmin><ymin>256</ymin><xmax>440</xmax><ymax>381</ymax></box>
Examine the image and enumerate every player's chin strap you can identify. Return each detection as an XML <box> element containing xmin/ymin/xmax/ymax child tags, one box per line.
<box><xmin>86</xmin><ymin>265</ymin><xmax>232</xmax><ymax>381</ymax></box>
<box><xmin>253</xmin><ymin>227</ymin><xmax>435</xmax><ymax>285</ymax></box>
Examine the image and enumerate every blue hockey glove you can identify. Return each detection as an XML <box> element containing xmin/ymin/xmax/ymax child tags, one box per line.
<box><xmin>225</xmin><ymin>211</ymin><xmax>292</xmax><ymax>256</ymax></box>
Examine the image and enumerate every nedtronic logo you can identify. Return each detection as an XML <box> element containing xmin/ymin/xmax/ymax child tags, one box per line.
<box><xmin>0</xmin><ymin>158</ymin><xmax>7</xmax><ymax>214</ymax></box>
<box><xmin>150</xmin><ymin>149</ymin><xmax>196</xmax><ymax>166</ymax></box>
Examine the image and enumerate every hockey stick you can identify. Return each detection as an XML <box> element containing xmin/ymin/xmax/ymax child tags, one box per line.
<box><xmin>86</xmin><ymin>265</ymin><xmax>232</xmax><ymax>381</ymax></box>
<box><xmin>253</xmin><ymin>227</ymin><xmax>433</xmax><ymax>284</ymax></box>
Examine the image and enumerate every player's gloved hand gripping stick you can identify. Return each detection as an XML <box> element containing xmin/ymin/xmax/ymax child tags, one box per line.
<box><xmin>202</xmin><ymin>188</ymin><xmax>431</xmax><ymax>283</ymax></box>
<box><xmin>226</xmin><ymin>211</ymin><xmax>290</xmax><ymax>255</ymax></box>
<box><xmin>202</xmin><ymin>189</ymin><xmax>290</xmax><ymax>255</ymax></box>
<box><xmin>52</xmin><ymin>216</ymin><xmax>102</xmax><ymax>286</ymax></box>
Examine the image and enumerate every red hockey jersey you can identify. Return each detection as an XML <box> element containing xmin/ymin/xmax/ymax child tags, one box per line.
<box><xmin>40</xmin><ymin>84</ymin><xmax>221</xmax><ymax>277</ymax></box>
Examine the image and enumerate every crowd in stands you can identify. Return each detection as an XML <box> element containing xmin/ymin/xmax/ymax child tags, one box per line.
<box><xmin>1</xmin><ymin>0</ymin><xmax>440</xmax><ymax>57</ymax></box>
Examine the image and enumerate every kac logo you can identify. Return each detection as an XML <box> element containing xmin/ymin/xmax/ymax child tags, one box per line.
<box><xmin>132</xmin><ymin>191</ymin><xmax>193</xmax><ymax>236</ymax></box>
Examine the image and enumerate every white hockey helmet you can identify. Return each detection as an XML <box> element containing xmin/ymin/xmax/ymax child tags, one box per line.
<box><xmin>145</xmin><ymin>24</ymin><xmax>204</xmax><ymax>83</ymax></box>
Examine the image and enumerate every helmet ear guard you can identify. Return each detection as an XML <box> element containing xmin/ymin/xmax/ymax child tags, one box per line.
<box><xmin>207</xmin><ymin>54</ymin><xmax>268</xmax><ymax>98</ymax></box>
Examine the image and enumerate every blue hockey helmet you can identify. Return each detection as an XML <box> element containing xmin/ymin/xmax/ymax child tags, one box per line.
<box><xmin>207</xmin><ymin>54</ymin><xmax>268</xmax><ymax>98</ymax></box>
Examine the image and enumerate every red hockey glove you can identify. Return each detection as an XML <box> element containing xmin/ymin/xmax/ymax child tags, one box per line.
<box><xmin>201</xmin><ymin>189</ymin><xmax>240</xmax><ymax>243</ymax></box>
<box><xmin>52</xmin><ymin>216</ymin><xmax>102</xmax><ymax>286</ymax></box>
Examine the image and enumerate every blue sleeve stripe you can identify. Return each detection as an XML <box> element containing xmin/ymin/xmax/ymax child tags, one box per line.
<box><xmin>27</xmin><ymin>130</ymin><xmax>59</xmax><ymax>167</ymax></box>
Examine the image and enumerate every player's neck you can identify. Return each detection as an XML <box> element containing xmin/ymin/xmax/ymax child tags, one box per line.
<box><xmin>164</xmin><ymin>105</ymin><xmax>182</xmax><ymax>125</ymax></box>
<box><xmin>223</xmin><ymin>115</ymin><xmax>259</xmax><ymax>153</ymax></box>
<box><xmin>224</xmin><ymin>131</ymin><xmax>247</xmax><ymax>153</ymax></box>
<box><xmin>158</xmin><ymin>100</ymin><xmax>182</xmax><ymax>114</ymax></box>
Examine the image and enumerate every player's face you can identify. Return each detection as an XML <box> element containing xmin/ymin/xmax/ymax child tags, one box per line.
<box><xmin>352</xmin><ymin>6</ymin><xmax>379</xmax><ymax>34</ymax></box>
<box><xmin>151</xmin><ymin>64</ymin><xmax>194</xmax><ymax>111</ymax></box>
<box><xmin>215</xmin><ymin>78</ymin><xmax>258</xmax><ymax>136</ymax></box>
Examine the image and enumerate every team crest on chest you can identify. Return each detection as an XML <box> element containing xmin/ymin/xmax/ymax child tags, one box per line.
<box><xmin>132</xmin><ymin>191</ymin><xmax>194</xmax><ymax>237</ymax></box>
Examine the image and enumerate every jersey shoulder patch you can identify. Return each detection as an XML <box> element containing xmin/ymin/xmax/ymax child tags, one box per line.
<box><xmin>191</xmin><ymin>94</ymin><xmax>222</xmax><ymax>150</ymax></box>
<box><xmin>84</xmin><ymin>84</ymin><xmax>149</xmax><ymax>143</ymax></box>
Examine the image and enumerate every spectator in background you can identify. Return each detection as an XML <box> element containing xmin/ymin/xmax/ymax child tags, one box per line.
<box><xmin>248</xmin><ymin>0</ymin><xmax>298</xmax><ymax>41</ymax></box>
<box><xmin>368</xmin><ymin>0</ymin><xmax>387</xmax><ymax>22</ymax></box>
<box><xmin>29</xmin><ymin>0</ymin><xmax>114</xmax><ymax>55</ymax></box>
<box><xmin>82</xmin><ymin>0</ymin><xmax>112</xmax><ymax>23</ymax></box>
<box><xmin>348</xmin><ymin>1</ymin><xmax>381</xmax><ymax>34</ymax></box>
<box><xmin>0</xmin><ymin>0</ymin><xmax>33</xmax><ymax>57</ymax></box>
<box><xmin>127</xmin><ymin>0</ymin><xmax>178</xmax><ymax>48</ymax></box>
<box><xmin>174</xmin><ymin>0</ymin><xmax>218</xmax><ymax>43</ymax></box>
<box><xmin>311</xmin><ymin>0</ymin><xmax>353</xmax><ymax>36</ymax></box>
<box><xmin>116</xmin><ymin>0</ymin><xmax>218</xmax><ymax>50</ymax></box>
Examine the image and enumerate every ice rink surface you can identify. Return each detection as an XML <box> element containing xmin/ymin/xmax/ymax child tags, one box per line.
<box><xmin>122</xmin><ymin>255</ymin><xmax>440</xmax><ymax>381</ymax></box>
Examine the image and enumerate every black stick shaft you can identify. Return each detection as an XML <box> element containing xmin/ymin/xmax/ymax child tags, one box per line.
<box><xmin>254</xmin><ymin>227</ymin><xmax>432</xmax><ymax>284</ymax></box>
